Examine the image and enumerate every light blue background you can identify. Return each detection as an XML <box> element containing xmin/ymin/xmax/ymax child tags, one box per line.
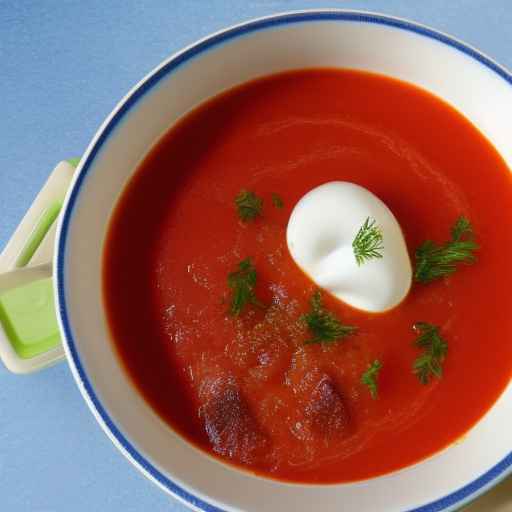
<box><xmin>1</xmin><ymin>2</ymin><xmax>511</xmax><ymax>511</ymax></box>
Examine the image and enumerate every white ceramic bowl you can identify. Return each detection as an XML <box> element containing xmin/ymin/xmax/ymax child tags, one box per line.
<box><xmin>55</xmin><ymin>10</ymin><xmax>512</xmax><ymax>512</ymax></box>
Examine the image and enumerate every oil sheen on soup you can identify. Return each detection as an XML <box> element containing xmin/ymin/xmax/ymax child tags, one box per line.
<box><xmin>103</xmin><ymin>69</ymin><xmax>512</xmax><ymax>483</ymax></box>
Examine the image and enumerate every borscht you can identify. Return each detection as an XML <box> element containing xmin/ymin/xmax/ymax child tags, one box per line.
<box><xmin>103</xmin><ymin>69</ymin><xmax>512</xmax><ymax>483</ymax></box>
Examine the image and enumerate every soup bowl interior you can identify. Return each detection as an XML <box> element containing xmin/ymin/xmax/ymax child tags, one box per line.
<box><xmin>56</xmin><ymin>11</ymin><xmax>512</xmax><ymax>512</ymax></box>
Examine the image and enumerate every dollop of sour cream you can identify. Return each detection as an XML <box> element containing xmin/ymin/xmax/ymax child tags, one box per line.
<box><xmin>286</xmin><ymin>182</ymin><xmax>412</xmax><ymax>313</ymax></box>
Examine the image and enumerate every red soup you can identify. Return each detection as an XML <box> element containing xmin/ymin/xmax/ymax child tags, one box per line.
<box><xmin>104</xmin><ymin>69</ymin><xmax>512</xmax><ymax>483</ymax></box>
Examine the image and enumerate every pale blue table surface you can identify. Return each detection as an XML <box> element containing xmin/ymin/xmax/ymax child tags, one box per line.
<box><xmin>1</xmin><ymin>1</ymin><xmax>512</xmax><ymax>511</ymax></box>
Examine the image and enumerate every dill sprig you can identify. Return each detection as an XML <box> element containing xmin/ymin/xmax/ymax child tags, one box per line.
<box><xmin>271</xmin><ymin>193</ymin><xmax>284</xmax><ymax>209</ymax></box>
<box><xmin>235</xmin><ymin>190</ymin><xmax>263</xmax><ymax>222</ymax></box>
<box><xmin>412</xmin><ymin>322</ymin><xmax>448</xmax><ymax>385</ymax></box>
<box><xmin>414</xmin><ymin>216</ymin><xmax>478</xmax><ymax>283</ymax></box>
<box><xmin>361</xmin><ymin>360</ymin><xmax>382</xmax><ymax>399</ymax></box>
<box><xmin>352</xmin><ymin>217</ymin><xmax>384</xmax><ymax>266</ymax></box>
<box><xmin>302</xmin><ymin>291</ymin><xmax>357</xmax><ymax>344</ymax></box>
<box><xmin>227</xmin><ymin>258</ymin><xmax>264</xmax><ymax>316</ymax></box>
<box><xmin>451</xmin><ymin>216</ymin><xmax>472</xmax><ymax>241</ymax></box>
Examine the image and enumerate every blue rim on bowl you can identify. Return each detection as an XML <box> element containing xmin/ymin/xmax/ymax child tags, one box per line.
<box><xmin>56</xmin><ymin>10</ymin><xmax>512</xmax><ymax>512</ymax></box>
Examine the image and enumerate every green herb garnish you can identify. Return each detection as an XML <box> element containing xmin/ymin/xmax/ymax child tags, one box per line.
<box><xmin>271</xmin><ymin>193</ymin><xmax>284</xmax><ymax>209</ymax></box>
<box><xmin>235</xmin><ymin>190</ymin><xmax>263</xmax><ymax>222</ymax></box>
<box><xmin>414</xmin><ymin>216</ymin><xmax>478</xmax><ymax>283</ymax></box>
<box><xmin>412</xmin><ymin>322</ymin><xmax>448</xmax><ymax>385</ymax></box>
<box><xmin>352</xmin><ymin>217</ymin><xmax>384</xmax><ymax>266</ymax></box>
<box><xmin>227</xmin><ymin>258</ymin><xmax>264</xmax><ymax>316</ymax></box>
<box><xmin>302</xmin><ymin>291</ymin><xmax>357</xmax><ymax>344</ymax></box>
<box><xmin>361</xmin><ymin>360</ymin><xmax>382</xmax><ymax>399</ymax></box>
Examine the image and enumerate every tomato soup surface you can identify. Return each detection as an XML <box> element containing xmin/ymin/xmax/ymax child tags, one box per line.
<box><xmin>104</xmin><ymin>69</ymin><xmax>512</xmax><ymax>483</ymax></box>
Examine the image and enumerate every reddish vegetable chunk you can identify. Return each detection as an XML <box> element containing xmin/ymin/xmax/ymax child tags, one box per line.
<box><xmin>305</xmin><ymin>376</ymin><xmax>350</xmax><ymax>440</ymax></box>
<box><xmin>199</xmin><ymin>376</ymin><xmax>269</xmax><ymax>463</ymax></box>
